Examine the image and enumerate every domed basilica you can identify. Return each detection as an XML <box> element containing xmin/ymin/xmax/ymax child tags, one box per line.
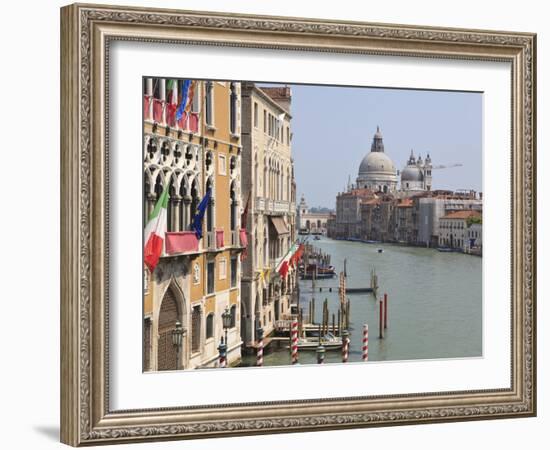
<box><xmin>356</xmin><ymin>126</ymin><xmax>398</xmax><ymax>193</ymax></box>
<box><xmin>356</xmin><ymin>127</ymin><xmax>432</xmax><ymax>193</ymax></box>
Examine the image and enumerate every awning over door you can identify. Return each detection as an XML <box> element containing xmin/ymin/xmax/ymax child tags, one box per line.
<box><xmin>269</xmin><ymin>216</ymin><xmax>290</xmax><ymax>235</ymax></box>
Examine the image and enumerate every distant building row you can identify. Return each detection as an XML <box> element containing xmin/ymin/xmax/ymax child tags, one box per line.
<box><xmin>326</xmin><ymin>128</ymin><xmax>482</xmax><ymax>254</ymax></box>
<box><xmin>296</xmin><ymin>196</ymin><xmax>333</xmax><ymax>235</ymax></box>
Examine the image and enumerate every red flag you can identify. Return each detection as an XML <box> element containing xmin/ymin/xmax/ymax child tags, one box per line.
<box><xmin>177</xmin><ymin>111</ymin><xmax>188</xmax><ymax>130</ymax></box>
<box><xmin>279</xmin><ymin>260</ymin><xmax>289</xmax><ymax>278</ymax></box>
<box><xmin>143</xmin><ymin>95</ymin><xmax>151</xmax><ymax>120</ymax></box>
<box><xmin>239</xmin><ymin>192</ymin><xmax>251</xmax><ymax>262</ymax></box>
<box><xmin>291</xmin><ymin>244</ymin><xmax>304</xmax><ymax>267</ymax></box>
<box><xmin>239</xmin><ymin>229</ymin><xmax>249</xmax><ymax>261</ymax></box>
<box><xmin>166</xmin><ymin>103</ymin><xmax>177</xmax><ymax>127</ymax></box>
<box><xmin>216</xmin><ymin>230</ymin><xmax>224</xmax><ymax>248</ymax></box>
<box><xmin>189</xmin><ymin>112</ymin><xmax>199</xmax><ymax>133</ymax></box>
<box><xmin>153</xmin><ymin>99</ymin><xmax>163</xmax><ymax>123</ymax></box>
<box><xmin>241</xmin><ymin>191</ymin><xmax>251</xmax><ymax>228</ymax></box>
<box><xmin>143</xmin><ymin>184</ymin><xmax>169</xmax><ymax>272</ymax></box>
<box><xmin>184</xmin><ymin>80</ymin><xmax>197</xmax><ymax>114</ymax></box>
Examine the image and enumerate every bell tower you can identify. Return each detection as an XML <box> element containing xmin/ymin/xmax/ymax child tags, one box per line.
<box><xmin>424</xmin><ymin>153</ymin><xmax>432</xmax><ymax>190</ymax></box>
<box><xmin>299</xmin><ymin>195</ymin><xmax>309</xmax><ymax>215</ymax></box>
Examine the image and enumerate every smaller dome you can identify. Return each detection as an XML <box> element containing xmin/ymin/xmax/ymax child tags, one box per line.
<box><xmin>401</xmin><ymin>166</ymin><xmax>423</xmax><ymax>182</ymax></box>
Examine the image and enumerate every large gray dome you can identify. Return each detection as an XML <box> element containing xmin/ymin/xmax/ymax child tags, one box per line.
<box><xmin>358</xmin><ymin>152</ymin><xmax>396</xmax><ymax>175</ymax></box>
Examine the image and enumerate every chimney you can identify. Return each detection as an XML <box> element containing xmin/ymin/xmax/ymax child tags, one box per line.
<box><xmin>259</xmin><ymin>86</ymin><xmax>292</xmax><ymax>112</ymax></box>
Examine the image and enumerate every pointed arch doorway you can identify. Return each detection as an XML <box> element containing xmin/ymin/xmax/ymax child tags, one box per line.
<box><xmin>157</xmin><ymin>287</ymin><xmax>184</xmax><ymax>371</ymax></box>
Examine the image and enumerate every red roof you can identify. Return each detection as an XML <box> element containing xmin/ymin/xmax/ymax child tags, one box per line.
<box><xmin>397</xmin><ymin>198</ymin><xmax>414</xmax><ymax>208</ymax></box>
<box><xmin>362</xmin><ymin>199</ymin><xmax>381</xmax><ymax>206</ymax></box>
<box><xmin>441</xmin><ymin>210</ymin><xmax>481</xmax><ymax>220</ymax></box>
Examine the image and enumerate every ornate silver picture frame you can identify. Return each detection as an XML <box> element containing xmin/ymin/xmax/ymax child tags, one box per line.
<box><xmin>60</xmin><ymin>3</ymin><xmax>536</xmax><ymax>446</ymax></box>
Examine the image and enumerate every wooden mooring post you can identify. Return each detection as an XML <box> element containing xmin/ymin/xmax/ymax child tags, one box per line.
<box><xmin>384</xmin><ymin>293</ymin><xmax>388</xmax><ymax>329</ymax></box>
<box><xmin>346</xmin><ymin>299</ymin><xmax>351</xmax><ymax>330</ymax></box>
<box><xmin>378</xmin><ymin>298</ymin><xmax>384</xmax><ymax>339</ymax></box>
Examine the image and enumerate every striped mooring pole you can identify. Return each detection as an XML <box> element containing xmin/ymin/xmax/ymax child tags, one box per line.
<box><xmin>218</xmin><ymin>337</ymin><xmax>227</xmax><ymax>368</ymax></box>
<box><xmin>291</xmin><ymin>317</ymin><xmax>299</xmax><ymax>365</ymax></box>
<box><xmin>362</xmin><ymin>324</ymin><xmax>369</xmax><ymax>361</ymax></box>
<box><xmin>341</xmin><ymin>329</ymin><xmax>350</xmax><ymax>363</ymax></box>
<box><xmin>256</xmin><ymin>327</ymin><xmax>264</xmax><ymax>367</ymax></box>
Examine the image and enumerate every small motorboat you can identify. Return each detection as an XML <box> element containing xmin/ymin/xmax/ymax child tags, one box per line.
<box><xmin>285</xmin><ymin>333</ymin><xmax>342</xmax><ymax>351</ymax></box>
<box><xmin>377</xmin><ymin>248</ymin><xmax>384</xmax><ymax>253</ymax></box>
<box><xmin>300</xmin><ymin>263</ymin><xmax>336</xmax><ymax>279</ymax></box>
<box><xmin>313</xmin><ymin>235</ymin><xmax>321</xmax><ymax>241</ymax></box>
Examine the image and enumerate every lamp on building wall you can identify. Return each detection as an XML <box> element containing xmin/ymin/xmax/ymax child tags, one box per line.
<box><xmin>222</xmin><ymin>307</ymin><xmax>232</xmax><ymax>346</ymax></box>
<box><xmin>172</xmin><ymin>321</ymin><xmax>185</xmax><ymax>370</ymax></box>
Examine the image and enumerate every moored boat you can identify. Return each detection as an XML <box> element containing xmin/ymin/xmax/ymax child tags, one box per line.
<box><xmin>285</xmin><ymin>333</ymin><xmax>342</xmax><ymax>351</ymax></box>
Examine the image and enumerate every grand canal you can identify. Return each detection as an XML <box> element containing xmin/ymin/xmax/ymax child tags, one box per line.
<box><xmin>241</xmin><ymin>236</ymin><xmax>482</xmax><ymax>366</ymax></box>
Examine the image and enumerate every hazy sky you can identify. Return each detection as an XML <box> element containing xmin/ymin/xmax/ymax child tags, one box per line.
<box><xmin>267</xmin><ymin>84</ymin><xmax>482</xmax><ymax>209</ymax></box>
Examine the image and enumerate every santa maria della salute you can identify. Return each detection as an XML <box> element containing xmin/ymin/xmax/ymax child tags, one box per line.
<box><xmin>326</xmin><ymin>126</ymin><xmax>482</xmax><ymax>249</ymax></box>
<box><xmin>355</xmin><ymin>126</ymin><xmax>432</xmax><ymax>194</ymax></box>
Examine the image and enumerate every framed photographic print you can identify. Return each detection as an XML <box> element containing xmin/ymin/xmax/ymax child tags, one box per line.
<box><xmin>60</xmin><ymin>3</ymin><xmax>536</xmax><ymax>446</ymax></box>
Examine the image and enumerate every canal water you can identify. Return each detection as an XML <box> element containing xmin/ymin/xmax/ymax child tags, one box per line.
<box><xmin>242</xmin><ymin>236</ymin><xmax>482</xmax><ymax>366</ymax></box>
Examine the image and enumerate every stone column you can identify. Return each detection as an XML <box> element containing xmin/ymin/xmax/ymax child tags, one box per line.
<box><xmin>172</xmin><ymin>195</ymin><xmax>182</xmax><ymax>231</ymax></box>
<box><xmin>172</xmin><ymin>80</ymin><xmax>178</xmax><ymax>128</ymax></box>
<box><xmin>159</xmin><ymin>78</ymin><xmax>166</xmax><ymax>125</ymax></box>
<box><xmin>183</xmin><ymin>196</ymin><xmax>192</xmax><ymax>230</ymax></box>
<box><xmin>146</xmin><ymin>193</ymin><xmax>156</xmax><ymax>221</ymax></box>
<box><xmin>146</xmin><ymin>78</ymin><xmax>153</xmax><ymax>120</ymax></box>
<box><xmin>209</xmin><ymin>197</ymin><xmax>216</xmax><ymax>233</ymax></box>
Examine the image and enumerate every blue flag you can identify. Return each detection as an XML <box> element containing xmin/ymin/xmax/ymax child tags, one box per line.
<box><xmin>176</xmin><ymin>80</ymin><xmax>191</xmax><ymax>121</ymax></box>
<box><xmin>191</xmin><ymin>189</ymin><xmax>211</xmax><ymax>239</ymax></box>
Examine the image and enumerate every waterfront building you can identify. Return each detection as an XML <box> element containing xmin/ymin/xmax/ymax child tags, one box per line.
<box><xmin>143</xmin><ymin>78</ymin><xmax>245</xmax><ymax>370</ymax></box>
<box><xmin>438</xmin><ymin>209</ymin><xmax>481</xmax><ymax>250</ymax></box>
<box><xmin>358</xmin><ymin>198</ymin><xmax>380</xmax><ymax>240</ymax></box>
<box><xmin>356</xmin><ymin>195</ymin><xmax>398</xmax><ymax>242</ymax></box>
<box><xmin>326</xmin><ymin>215</ymin><xmax>337</xmax><ymax>237</ymax></box>
<box><xmin>356</xmin><ymin>127</ymin><xmax>398</xmax><ymax>193</ymax></box>
<box><xmin>240</xmin><ymin>83</ymin><xmax>297</xmax><ymax>349</ymax></box>
<box><xmin>466</xmin><ymin>222</ymin><xmax>483</xmax><ymax>255</ymax></box>
<box><xmin>392</xmin><ymin>197</ymin><xmax>418</xmax><ymax>243</ymax></box>
<box><xmin>400</xmin><ymin>149</ymin><xmax>433</xmax><ymax>192</ymax></box>
<box><xmin>297</xmin><ymin>195</ymin><xmax>333</xmax><ymax>234</ymax></box>
<box><xmin>330</xmin><ymin>187</ymin><xmax>482</xmax><ymax>247</ymax></box>
<box><xmin>417</xmin><ymin>194</ymin><xmax>483</xmax><ymax>247</ymax></box>
<box><xmin>334</xmin><ymin>188</ymin><xmax>375</xmax><ymax>239</ymax></box>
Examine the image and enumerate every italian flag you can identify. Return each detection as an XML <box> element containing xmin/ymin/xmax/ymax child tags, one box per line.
<box><xmin>276</xmin><ymin>242</ymin><xmax>299</xmax><ymax>278</ymax></box>
<box><xmin>144</xmin><ymin>184</ymin><xmax>169</xmax><ymax>272</ymax></box>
